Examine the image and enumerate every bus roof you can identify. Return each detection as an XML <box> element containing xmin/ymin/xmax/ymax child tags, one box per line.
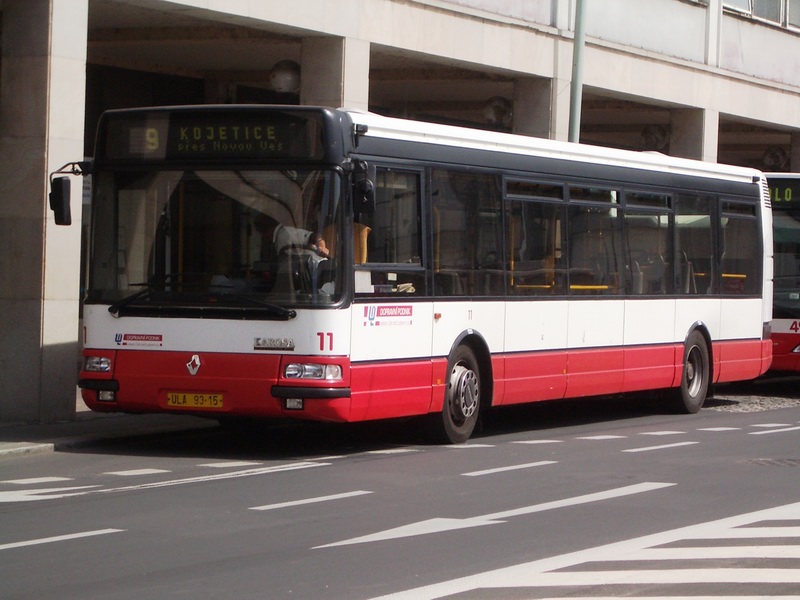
<box><xmin>345</xmin><ymin>109</ymin><xmax>763</xmax><ymax>185</ymax></box>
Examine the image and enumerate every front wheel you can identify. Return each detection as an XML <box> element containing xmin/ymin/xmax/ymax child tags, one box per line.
<box><xmin>428</xmin><ymin>345</ymin><xmax>481</xmax><ymax>444</ymax></box>
<box><xmin>670</xmin><ymin>330</ymin><xmax>709</xmax><ymax>414</ymax></box>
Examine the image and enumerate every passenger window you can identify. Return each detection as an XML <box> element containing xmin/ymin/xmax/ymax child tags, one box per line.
<box><xmin>355</xmin><ymin>168</ymin><xmax>425</xmax><ymax>296</ymax></box>
<box><xmin>719</xmin><ymin>201</ymin><xmax>760</xmax><ymax>294</ymax></box>
<box><xmin>507</xmin><ymin>199</ymin><xmax>566</xmax><ymax>295</ymax></box>
<box><xmin>675</xmin><ymin>195</ymin><xmax>714</xmax><ymax>294</ymax></box>
<box><xmin>568</xmin><ymin>197</ymin><xmax>622</xmax><ymax>295</ymax></box>
<box><xmin>431</xmin><ymin>169</ymin><xmax>503</xmax><ymax>296</ymax></box>
<box><xmin>624</xmin><ymin>191</ymin><xmax>672</xmax><ymax>295</ymax></box>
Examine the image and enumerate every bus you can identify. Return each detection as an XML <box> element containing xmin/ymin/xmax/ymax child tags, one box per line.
<box><xmin>50</xmin><ymin>105</ymin><xmax>773</xmax><ymax>443</ymax></box>
<box><xmin>766</xmin><ymin>173</ymin><xmax>800</xmax><ymax>371</ymax></box>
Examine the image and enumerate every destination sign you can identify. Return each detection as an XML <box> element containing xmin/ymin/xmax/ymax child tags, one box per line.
<box><xmin>100</xmin><ymin>109</ymin><xmax>326</xmax><ymax>162</ymax></box>
<box><xmin>769</xmin><ymin>178</ymin><xmax>800</xmax><ymax>208</ymax></box>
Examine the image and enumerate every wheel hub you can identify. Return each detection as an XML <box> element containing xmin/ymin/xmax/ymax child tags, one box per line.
<box><xmin>450</xmin><ymin>364</ymin><xmax>479</xmax><ymax>420</ymax></box>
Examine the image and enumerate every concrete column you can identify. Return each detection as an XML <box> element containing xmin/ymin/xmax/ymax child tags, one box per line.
<box><xmin>791</xmin><ymin>132</ymin><xmax>800</xmax><ymax>172</ymax></box>
<box><xmin>512</xmin><ymin>78</ymin><xmax>554</xmax><ymax>139</ymax></box>
<box><xmin>300</xmin><ymin>36</ymin><xmax>370</xmax><ymax>110</ymax></box>
<box><xmin>705</xmin><ymin>0</ymin><xmax>722</xmax><ymax>67</ymax></box>
<box><xmin>670</xmin><ymin>108</ymin><xmax>719</xmax><ymax>163</ymax></box>
<box><xmin>0</xmin><ymin>0</ymin><xmax>87</xmax><ymax>422</ymax></box>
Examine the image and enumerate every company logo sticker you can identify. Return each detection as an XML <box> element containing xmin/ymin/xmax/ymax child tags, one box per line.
<box><xmin>363</xmin><ymin>305</ymin><xmax>413</xmax><ymax>327</ymax></box>
<box><xmin>114</xmin><ymin>333</ymin><xmax>163</xmax><ymax>347</ymax></box>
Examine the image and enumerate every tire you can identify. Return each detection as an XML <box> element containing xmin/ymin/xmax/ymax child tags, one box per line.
<box><xmin>429</xmin><ymin>345</ymin><xmax>481</xmax><ymax>444</ymax></box>
<box><xmin>671</xmin><ymin>330</ymin><xmax>709</xmax><ymax>414</ymax></box>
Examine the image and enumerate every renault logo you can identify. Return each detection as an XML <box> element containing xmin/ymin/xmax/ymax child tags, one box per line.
<box><xmin>186</xmin><ymin>354</ymin><xmax>202</xmax><ymax>376</ymax></box>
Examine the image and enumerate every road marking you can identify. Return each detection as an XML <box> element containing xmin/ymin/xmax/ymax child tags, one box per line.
<box><xmin>96</xmin><ymin>462</ymin><xmax>329</xmax><ymax>493</ymax></box>
<box><xmin>104</xmin><ymin>468</ymin><xmax>170</xmax><ymax>476</ymax></box>
<box><xmin>198</xmin><ymin>461</ymin><xmax>262</xmax><ymax>468</ymax></box>
<box><xmin>622</xmin><ymin>441</ymin><xmax>699</xmax><ymax>453</ymax></box>
<box><xmin>577</xmin><ymin>435</ymin><xmax>626</xmax><ymax>440</ymax></box>
<box><xmin>367</xmin><ymin>449</ymin><xmax>420</xmax><ymax>455</ymax></box>
<box><xmin>0</xmin><ymin>529</ymin><xmax>124</xmax><ymax>551</ymax></box>
<box><xmin>751</xmin><ymin>423</ymin><xmax>792</xmax><ymax>427</ymax></box>
<box><xmin>462</xmin><ymin>460</ymin><xmax>556</xmax><ymax>477</ymax></box>
<box><xmin>0</xmin><ymin>462</ymin><xmax>328</xmax><ymax>503</ymax></box>
<box><xmin>698</xmin><ymin>427</ymin><xmax>740</xmax><ymax>431</ymax></box>
<box><xmin>315</xmin><ymin>481</ymin><xmax>674</xmax><ymax>549</ymax></box>
<box><xmin>2</xmin><ymin>477</ymin><xmax>72</xmax><ymax>485</ymax></box>
<box><xmin>512</xmin><ymin>439</ymin><xmax>563</xmax><ymax>445</ymax></box>
<box><xmin>0</xmin><ymin>485</ymin><xmax>101</xmax><ymax>502</ymax></box>
<box><xmin>441</xmin><ymin>444</ymin><xmax>495</xmax><ymax>449</ymax></box>
<box><xmin>639</xmin><ymin>430</ymin><xmax>685</xmax><ymax>436</ymax></box>
<box><xmin>750</xmin><ymin>425</ymin><xmax>800</xmax><ymax>435</ymax></box>
<box><xmin>369</xmin><ymin>500</ymin><xmax>800</xmax><ymax>599</ymax></box>
<box><xmin>250</xmin><ymin>490</ymin><xmax>372</xmax><ymax>511</ymax></box>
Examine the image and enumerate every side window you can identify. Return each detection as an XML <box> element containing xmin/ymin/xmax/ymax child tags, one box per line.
<box><xmin>431</xmin><ymin>169</ymin><xmax>503</xmax><ymax>296</ymax></box>
<box><xmin>506</xmin><ymin>181</ymin><xmax>566</xmax><ymax>295</ymax></box>
<box><xmin>568</xmin><ymin>187</ymin><xmax>622</xmax><ymax>294</ymax></box>
<box><xmin>624</xmin><ymin>192</ymin><xmax>672</xmax><ymax>295</ymax></box>
<box><xmin>355</xmin><ymin>168</ymin><xmax>425</xmax><ymax>296</ymax></box>
<box><xmin>719</xmin><ymin>201</ymin><xmax>760</xmax><ymax>294</ymax></box>
<box><xmin>675</xmin><ymin>195</ymin><xmax>714</xmax><ymax>294</ymax></box>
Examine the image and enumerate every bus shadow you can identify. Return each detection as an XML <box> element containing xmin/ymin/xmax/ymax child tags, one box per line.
<box><xmin>62</xmin><ymin>376</ymin><xmax>800</xmax><ymax>460</ymax></box>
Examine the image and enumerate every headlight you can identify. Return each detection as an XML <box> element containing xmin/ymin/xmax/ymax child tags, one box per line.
<box><xmin>84</xmin><ymin>356</ymin><xmax>112</xmax><ymax>372</ymax></box>
<box><xmin>284</xmin><ymin>363</ymin><xmax>342</xmax><ymax>381</ymax></box>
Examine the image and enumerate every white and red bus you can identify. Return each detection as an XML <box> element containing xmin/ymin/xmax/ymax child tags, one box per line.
<box><xmin>51</xmin><ymin>106</ymin><xmax>773</xmax><ymax>443</ymax></box>
<box><xmin>766</xmin><ymin>173</ymin><xmax>800</xmax><ymax>371</ymax></box>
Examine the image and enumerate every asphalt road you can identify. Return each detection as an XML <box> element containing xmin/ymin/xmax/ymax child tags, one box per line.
<box><xmin>1</xmin><ymin>379</ymin><xmax>799</xmax><ymax>599</ymax></box>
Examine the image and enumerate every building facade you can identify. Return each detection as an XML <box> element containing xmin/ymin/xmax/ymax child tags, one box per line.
<box><xmin>1</xmin><ymin>0</ymin><xmax>799</xmax><ymax>422</ymax></box>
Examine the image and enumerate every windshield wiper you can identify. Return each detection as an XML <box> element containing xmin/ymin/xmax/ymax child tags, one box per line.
<box><xmin>107</xmin><ymin>273</ymin><xmax>194</xmax><ymax>317</ymax></box>
<box><xmin>218</xmin><ymin>293</ymin><xmax>297</xmax><ymax>320</ymax></box>
<box><xmin>108</xmin><ymin>286</ymin><xmax>152</xmax><ymax>317</ymax></box>
<box><xmin>108</xmin><ymin>276</ymin><xmax>297</xmax><ymax>320</ymax></box>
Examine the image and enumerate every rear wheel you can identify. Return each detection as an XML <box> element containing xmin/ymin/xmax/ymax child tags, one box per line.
<box><xmin>670</xmin><ymin>330</ymin><xmax>709</xmax><ymax>414</ymax></box>
<box><xmin>429</xmin><ymin>345</ymin><xmax>481</xmax><ymax>444</ymax></box>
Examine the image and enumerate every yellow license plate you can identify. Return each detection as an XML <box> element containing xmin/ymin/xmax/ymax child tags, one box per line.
<box><xmin>166</xmin><ymin>392</ymin><xmax>224</xmax><ymax>410</ymax></box>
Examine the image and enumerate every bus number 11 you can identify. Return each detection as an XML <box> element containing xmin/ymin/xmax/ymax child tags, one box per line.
<box><xmin>317</xmin><ymin>332</ymin><xmax>334</xmax><ymax>351</ymax></box>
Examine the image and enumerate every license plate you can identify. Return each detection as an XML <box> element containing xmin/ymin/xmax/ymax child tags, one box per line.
<box><xmin>166</xmin><ymin>392</ymin><xmax>224</xmax><ymax>410</ymax></box>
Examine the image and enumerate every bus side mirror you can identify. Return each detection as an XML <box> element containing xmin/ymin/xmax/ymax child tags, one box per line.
<box><xmin>352</xmin><ymin>160</ymin><xmax>375</xmax><ymax>215</ymax></box>
<box><xmin>49</xmin><ymin>176</ymin><xmax>72</xmax><ymax>226</ymax></box>
<box><xmin>353</xmin><ymin>178</ymin><xmax>375</xmax><ymax>215</ymax></box>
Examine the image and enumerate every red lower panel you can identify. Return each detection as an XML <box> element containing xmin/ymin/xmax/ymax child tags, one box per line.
<box><xmin>622</xmin><ymin>344</ymin><xmax>681</xmax><ymax>392</ymax></box>
<box><xmin>715</xmin><ymin>338</ymin><xmax>770</xmax><ymax>382</ymax></box>
<box><xmin>349</xmin><ymin>359</ymin><xmax>434</xmax><ymax>421</ymax></box>
<box><xmin>770</xmin><ymin>333</ymin><xmax>800</xmax><ymax>372</ymax></box>
<box><xmin>500</xmin><ymin>351</ymin><xmax>567</xmax><ymax>406</ymax></box>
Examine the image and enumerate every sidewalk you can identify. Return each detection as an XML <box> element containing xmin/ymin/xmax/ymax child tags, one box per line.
<box><xmin>0</xmin><ymin>394</ymin><xmax>214</xmax><ymax>458</ymax></box>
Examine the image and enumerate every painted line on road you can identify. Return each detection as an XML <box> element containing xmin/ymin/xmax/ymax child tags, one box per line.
<box><xmin>512</xmin><ymin>440</ymin><xmax>563</xmax><ymax>445</ymax></box>
<box><xmin>639</xmin><ymin>430</ymin><xmax>686</xmax><ymax>436</ymax></box>
<box><xmin>368</xmin><ymin>499</ymin><xmax>800</xmax><ymax>599</ymax></box>
<box><xmin>698</xmin><ymin>427</ymin><xmax>740</xmax><ymax>431</ymax></box>
<box><xmin>2</xmin><ymin>476</ymin><xmax>72</xmax><ymax>485</ymax></box>
<box><xmin>315</xmin><ymin>481</ymin><xmax>675</xmax><ymax>549</ymax></box>
<box><xmin>104</xmin><ymin>468</ymin><xmax>171</xmax><ymax>476</ymax></box>
<box><xmin>198</xmin><ymin>461</ymin><xmax>262</xmax><ymax>468</ymax></box>
<box><xmin>462</xmin><ymin>460</ymin><xmax>556</xmax><ymax>477</ymax></box>
<box><xmin>577</xmin><ymin>435</ymin><xmax>626</xmax><ymax>440</ymax></box>
<box><xmin>0</xmin><ymin>462</ymin><xmax>329</xmax><ymax>503</ymax></box>
<box><xmin>0</xmin><ymin>529</ymin><xmax>124</xmax><ymax>551</ymax></box>
<box><xmin>749</xmin><ymin>425</ymin><xmax>800</xmax><ymax>435</ymax></box>
<box><xmin>250</xmin><ymin>490</ymin><xmax>373</xmax><ymax>511</ymax></box>
<box><xmin>622</xmin><ymin>441</ymin><xmax>699</xmax><ymax>453</ymax></box>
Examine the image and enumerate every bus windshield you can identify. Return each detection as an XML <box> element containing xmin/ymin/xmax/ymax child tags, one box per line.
<box><xmin>88</xmin><ymin>168</ymin><xmax>344</xmax><ymax>315</ymax></box>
